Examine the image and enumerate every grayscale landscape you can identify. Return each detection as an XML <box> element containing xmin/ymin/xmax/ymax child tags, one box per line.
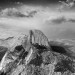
<box><xmin>0</xmin><ymin>0</ymin><xmax>75</xmax><ymax>75</ymax></box>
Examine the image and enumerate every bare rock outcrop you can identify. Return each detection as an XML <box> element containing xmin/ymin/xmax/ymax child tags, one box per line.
<box><xmin>29</xmin><ymin>30</ymin><xmax>49</xmax><ymax>47</ymax></box>
<box><xmin>0</xmin><ymin>30</ymin><xmax>75</xmax><ymax>75</ymax></box>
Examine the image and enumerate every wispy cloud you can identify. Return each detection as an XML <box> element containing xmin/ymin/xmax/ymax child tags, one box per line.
<box><xmin>0</xmin><ymin>8</ymin><xmax>25</xmax><ymax>18</ymax></box>
<box><xmin>51</xmin><ymin>16</ymin><xmax>66</xmax><ymax>24</ymax></box>
<box><xmin>0</xmin><ymin>8</ymin><xmax>37</xmax><ymax>18</ymax></box>
<box><xmin>46</xmin><ymin>16</ymin><xmax>75</xmax><ymax>25</ymax></box>
<box><xmin>68</xmin><ymin>19</ymin><xmax>75</xmax><ymax>23</ymax></box>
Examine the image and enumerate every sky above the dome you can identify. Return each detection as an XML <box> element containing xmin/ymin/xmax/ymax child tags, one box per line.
<box><xmin>0</xmin><ymin>0</ymin><xmax>75</xmax><ymax>41</ymax></box>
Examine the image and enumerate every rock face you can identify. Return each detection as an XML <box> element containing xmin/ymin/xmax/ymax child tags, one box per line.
<box><xmin>0</xmin><ymin>30</ymin><xmax>75</xmax><ymax>75</ymax></box>
<box><xmin>29</xmin><ymin>30</ymin><xmax>49</xmax><ymax>47</ymax></box>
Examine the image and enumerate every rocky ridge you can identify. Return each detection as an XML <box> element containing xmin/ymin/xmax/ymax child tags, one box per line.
<box><xmin>0</xmin><ymin>30</ymin><xmax>75</xmax><ymax>75</ymax></box>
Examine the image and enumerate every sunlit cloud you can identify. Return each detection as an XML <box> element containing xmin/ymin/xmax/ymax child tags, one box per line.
<box><xmin>45</xmin><ymin>16</ymin><xmax>75</xmax><ymax>25</ymax></box>
<box><xmin>0</xmin><ymin>8</ymin><xmax>25</xmax><ymax>17</ymax></box>
<box><xmin>0</xmin><ymin>7</ymin><xmax>38</xmax><ymax>18</ymax></box>
<box><xmin>58</xmin><ymin>0</ymin><xmax>75</xmax><ymax>11</ymax></box>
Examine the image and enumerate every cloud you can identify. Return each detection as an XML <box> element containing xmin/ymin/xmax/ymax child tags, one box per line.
<box><xmin>45</xmin><ymin>16</ymin><xmax>75</xmax><ymax>25</ymax></box>
<box><xmin>15</xmin><ymin>2</ymin><xmax>23</xmax><ymax>5</ymax></box>
<box><xmin>0</xmin><ymin>8</ymin><xmax>25</xmax><ymax>17</ymax></box>
<box><xmin>68</xmin><ymin>19</ymin><xmax>75</xmax><ymax>23</ymax></box>
<box><xmin>58</xmin><ymin>0</ymin><xmax>75</xmax><ymax>11</ymax></box>
<box><xmin>0</xmin><ymin>8</ymin><xmax>37</xmax><ymax>18</ymax></box>
<box><xmin>45</xmin><ymin>16</ymin><xmax>67</xmax><ymax>25</ymax></box>
<box><xmin>51</xmin><ymin>16</ymin><xmax>66</xmax><ymax>24</ymax></box>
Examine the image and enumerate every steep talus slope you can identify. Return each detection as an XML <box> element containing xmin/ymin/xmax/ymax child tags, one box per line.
<box><xmin>0</xmin><ymin>30</ymin><xmax>75</xmax><ymax>75</ymax></box>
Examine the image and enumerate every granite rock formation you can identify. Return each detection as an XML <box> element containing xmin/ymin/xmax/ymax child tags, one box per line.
<box><xmin>0</xmin><ymin>30</ymin><xmax>75</xmax><ymax>75</ymax></box>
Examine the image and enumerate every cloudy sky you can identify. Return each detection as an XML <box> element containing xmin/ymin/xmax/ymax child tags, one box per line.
<box><xmin>0</xmin><ymin>0</ymin><xmax>63</xmax><ymax>3</ymax></box>
<box><xmin>0</xmin><ymin>0</ymin><xmax>75</xmax><ymax>41</ymax></box>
